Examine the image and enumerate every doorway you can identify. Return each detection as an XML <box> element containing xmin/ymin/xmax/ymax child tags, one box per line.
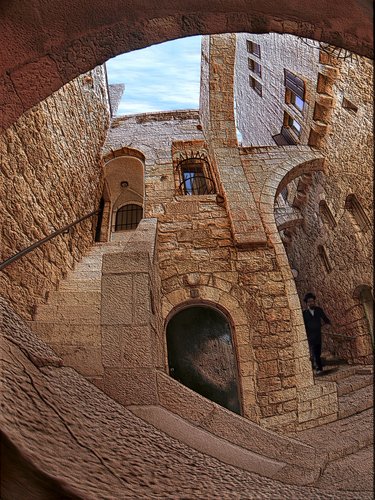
<box><xmin>166</xmin><ymin>305</ymin><xmax>241</xmax><ymax>414</ymax></box>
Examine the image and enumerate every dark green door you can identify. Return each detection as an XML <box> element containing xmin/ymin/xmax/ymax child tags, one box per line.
<box><xmin>166</xmin><ymin>306</ymin><xmax>241</xmax><ymax>414</ymax></box>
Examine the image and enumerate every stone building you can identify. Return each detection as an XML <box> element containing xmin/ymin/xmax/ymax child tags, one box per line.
<box><xmin>0</xmin><ymin>10</ymin><xmax>373</xmax><ymax>498</ymax></box>
<box><xmin>234</xmin><ymin>33</ymin><xmax>373</xmax><ymax>364</ymax></box>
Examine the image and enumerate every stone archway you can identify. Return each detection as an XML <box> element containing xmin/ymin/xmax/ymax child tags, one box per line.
<box><xmin>103</xmin><ymin>152</ymin><xmax>145</xmax><ymax>240</ymax></box>
<box><xmin>166</xmin><ymin>303</ymin><xmax>242</xmax><ymax>414</ymax></box>
<box><xmin>1</xmin><ymin>0</ymin><xmax>373</xmax><ymax>130</ymax></box>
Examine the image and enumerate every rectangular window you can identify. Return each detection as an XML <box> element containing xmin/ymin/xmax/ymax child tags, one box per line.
<box><xmin>247</xmin><ymin>40</ymin><xmax>261</xmax><ymax>58</ymax></box>
<box><xmin>285</xmin><ymin>88</ymin><xmax>305</xmax><ymax>113</ymax></box>
<box><xmin>181</xmin><ymin>165</ymin><xmax>206</xmax><ymax>195</ymax></box>
<box><xmin>249</xmin><ymin>76</ymin><xmax>262</xmax><ymax>96</ymax></box>
<box><xmin>248</xmin><ymin>58</ymin><xmax>262</xmax><ymax>77</ymax></box>
<box><xmin>284</xmin><ymin>69</ymin><xmax>305</xmax><ymax>99</ymax></box>
<box><xmin>176</xmin><ymin>158</ymin><xmax>216</xmax><ymax>196</ymax></box>
<box><xmin>284</xmin><ymin>112</ymin><xmax>302</xmax><ymax>136</ymax></box>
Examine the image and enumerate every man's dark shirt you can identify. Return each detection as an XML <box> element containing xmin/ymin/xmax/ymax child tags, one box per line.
<box><xmin>303</xmin><ymin>307</ymin><xmax>331</xmax><ymax>345</ymax></box>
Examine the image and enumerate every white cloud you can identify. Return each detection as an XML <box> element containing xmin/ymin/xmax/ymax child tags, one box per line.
<box><xmin>106</xmin><ymin>36</ymin><xmax>202</xmax><ymax>115</ymax></box>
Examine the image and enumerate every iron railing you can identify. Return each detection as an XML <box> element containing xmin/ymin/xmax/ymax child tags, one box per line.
<box><xmin>178</xmin><ymin>175</ymin><xmax>216</xmax><ymax>196</ymax></box>
<box><xmin>0</xmin><ymin>209</ymin><xmax>99</xmax><ymax>271</ymax></box>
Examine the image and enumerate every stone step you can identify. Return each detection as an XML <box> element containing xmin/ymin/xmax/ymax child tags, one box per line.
<box><xmin>34</xmin><ymin>303</ymin><xmax>100</xmax><ymax>323</ymax></box>
<box><xmin>87</xmin><ymin>242</ymin><xmax>129</xmax><ymax>254</ymax></box>
<box><xmin>355</xmin><ymin>365</ymin><xmax>373</xmax><ymax>375</ymax></box>
<box><xmin>46</xmin><ymin>290</ymin><xmax>101</xmax><ymax>306</ymax></box>
<box><xmin>288</xmin><ymin>408</ymin><xmax>373</xmax><ymax>462</ymax></box>
<box><xmin>129</xmin><ymin>404</ymin><xmax>321</xmax><ymax>486</ymax></box>
<box><xmin>65</xmin><ymin>270</ymin><xmax>102</xmax><ymax>281</ymax></box>
<box><xmin>338</xmin><ymin>384</ymin><xmax>373</xmax><ymax>419</ymax></box>
<box><xmin>318</xmin><ymin>365</ymin><xmax>356</xmax><ymax>382</ymax></box>
<box><xmin>29</xmin><ymin>321</ymin><xmax>101</xmax><ymax>345</ymax></box>
<box><xmin>337</xmin><ymin>374</ymin><xmax>373</xmax><ymax>397</ymax></box>
<box><xmin>59</xmin><ymin>279</ymin><xmax>101</xmax><ymax>291</ymax></box>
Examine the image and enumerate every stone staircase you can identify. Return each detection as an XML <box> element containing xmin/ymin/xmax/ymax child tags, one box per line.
<box><xmin>29</xmin><ymin>237</ymin><xmax>132</xmax><ymax>383</ymax></box>
<box><xmin>316</xmin><ymin>362</ymin><xmax>373</xmax><ymax>420</ymax></box>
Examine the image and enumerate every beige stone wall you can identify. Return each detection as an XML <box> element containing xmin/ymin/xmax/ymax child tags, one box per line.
<box><xmin>0</xmin><ymin>66</ymin><xmax>110</xmax><ymax>319</ymax></box>
<box><xmin>285</xmin><ymin>55</ymin><xmax>374</xmax><ymax>363</ymax></box>
<box><xmin>234</xmin><ymin>33</ymin><xmax>319</xmax><ymax>147</ymax></box>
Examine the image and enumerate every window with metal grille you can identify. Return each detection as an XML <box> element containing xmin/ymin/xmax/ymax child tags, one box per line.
<box><xmin>115</xmin><ymin>204</ymin><xmax>143</xmax><ymax>231</ymax></box>
<box><xmin>247</xmin><ymin>40</ymin><xmax>261</xmax><ymax>58</ymax></box>
<box><xmin>177</xmin><ymin>158</ymin><xmax>215</xmax><ymax>195</ymax></box>
<box><xmin>249</xmin><ymin>76</ymin><xmax>262</xmax><ymax>96</ymax></box>
<box><xmin>248</xmin><ymin>58</ymin><xmax>262</xmax><ymax>77</ymax></box>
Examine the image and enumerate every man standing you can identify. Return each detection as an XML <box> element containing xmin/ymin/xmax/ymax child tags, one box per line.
<box><xmin>303</xmin><ymin>292</ymin><xmax>331</xmax><ymax>375</ymax></box>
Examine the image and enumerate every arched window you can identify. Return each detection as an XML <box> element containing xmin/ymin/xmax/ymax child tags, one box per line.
<box><xmin>345</xmin><ymin>194</ymin><xmax>370</xmax><ymax>231</ymax></box>
<box><xmin>318</xmin><ymin>245</ymin><xmax>332</xmax><ymax>273</ymax></box>
<box><xmin>176</xmin><ymin>158</ymin><xmax>216</xmax><ymax>195</ymax></box>
<box><xmin>319</xmin><ymin>200</ymin><xmax>336</xmax><ymax>229</ymax></box>
<box><xmin>115</xmin><ymin>204</ymin><xmax>143</xmax><ymax>231</ymax></box>
<box><xmin>166</xmin><ymin>305</ymin><xmax>241</xmax><ymax>414</ymax></box>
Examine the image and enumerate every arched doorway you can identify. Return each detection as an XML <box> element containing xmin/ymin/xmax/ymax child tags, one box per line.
<box><xmin>166</xmin><ymin>305</ymin><xmax>241</xmax><ymax>414</ymax></box>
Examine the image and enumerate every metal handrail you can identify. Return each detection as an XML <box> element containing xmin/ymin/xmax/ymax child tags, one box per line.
<box><xmin>0</xmin><ymin>209</ymin><xmax>99</xmax><ymax>271</ymax></box>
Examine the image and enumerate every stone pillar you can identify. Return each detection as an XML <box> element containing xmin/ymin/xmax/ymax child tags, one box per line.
<box><xmin>204</xmin><ymin>34</ymin><xmax>268</xmax><ymax>248</ymax></box>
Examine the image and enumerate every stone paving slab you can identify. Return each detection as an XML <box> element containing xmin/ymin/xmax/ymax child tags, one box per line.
<box><xmin>338</xmin><ymin>384</ymin><xmax>373</xmax><ymax>419</ymax></box>
<box><xmin>2</xmin><ymin>334</ymin><xmax>372</xmax><ymax>499</ymax></box>
<box><xmin>315</xmin><ymin>445</ymin><xmax>374</xmax><ymax>492</ymax></box>
<box><xmin>288</xmin><ymin>408</ymin><xmax>373</xmax><ymax>462</ymax></box>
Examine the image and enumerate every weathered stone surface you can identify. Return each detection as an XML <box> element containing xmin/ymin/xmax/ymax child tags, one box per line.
<box><xmin>0</xmin><ymin>66</ymin><xmax>109</xmax><ymax>320</ymax></box>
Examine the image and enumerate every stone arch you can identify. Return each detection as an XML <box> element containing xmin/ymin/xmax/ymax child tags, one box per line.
<box><xmin>103</xmin><ymin>152</ymin><xmax>145</xmax><ymax>239</ymax></box>
<box><xmin>162</xmin><ymin>287</ymin><xmax>257</xmax><ymax>419</ymax></box>
<box><xmin>1</xmin><ymin>0</ymin><xmax>372</xmax><ymax>130</ymax></box>
<box><xmin>252</xmin><ymin>152</ymin><xmax>327</xmax><ymax>394</ymax></box>
<box><xmin>165</xmin><ymin>300</ymin><xmax>242</xmax><ymax>414</ymax></box>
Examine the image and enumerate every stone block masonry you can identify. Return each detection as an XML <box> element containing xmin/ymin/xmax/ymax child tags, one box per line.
<box><xmin>1</xmin><ymin>66</ymin><xmax>110</xmax><ymax>320</ymax></box>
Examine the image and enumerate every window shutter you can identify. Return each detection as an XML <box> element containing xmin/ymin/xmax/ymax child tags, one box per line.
<box><xmin>284</xmin><ymin>70</ymin><xmax>305</xmax><ymax>99</ymax></box>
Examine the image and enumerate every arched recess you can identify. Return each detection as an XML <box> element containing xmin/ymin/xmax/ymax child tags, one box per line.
<box><xmin>353</xmin><ymin>285</ymin><xmax>374</xmax><ymax>346</ymax></box>
<box><xmin>103</xmin><ymin>152</ymin><xmax>145</xmax><ymax>240</ymax></box>
<box><xmin>166</xmin><ymin>302</ymin><xmax>242</xmax><ymax>414</ymax></box>
<box><xmin>345</xmin><ymin>193</ymin><xmax>371</xmax><ymax>231</ymax></box>
<box><xmin>162</xmin><ymin>286</ymin><xmax>258</xmax><ymax>420</ymax></box>
<box><xmin>1</xmin><ymin>0</ymin><xmax>373</xmax><ymax>130</ymax></box>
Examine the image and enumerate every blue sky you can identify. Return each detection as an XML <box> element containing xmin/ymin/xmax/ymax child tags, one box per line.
<box><xmin>106</xmin><ymin>36</ymin><xmax>202</xmax><ymax>116</ymax></box>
